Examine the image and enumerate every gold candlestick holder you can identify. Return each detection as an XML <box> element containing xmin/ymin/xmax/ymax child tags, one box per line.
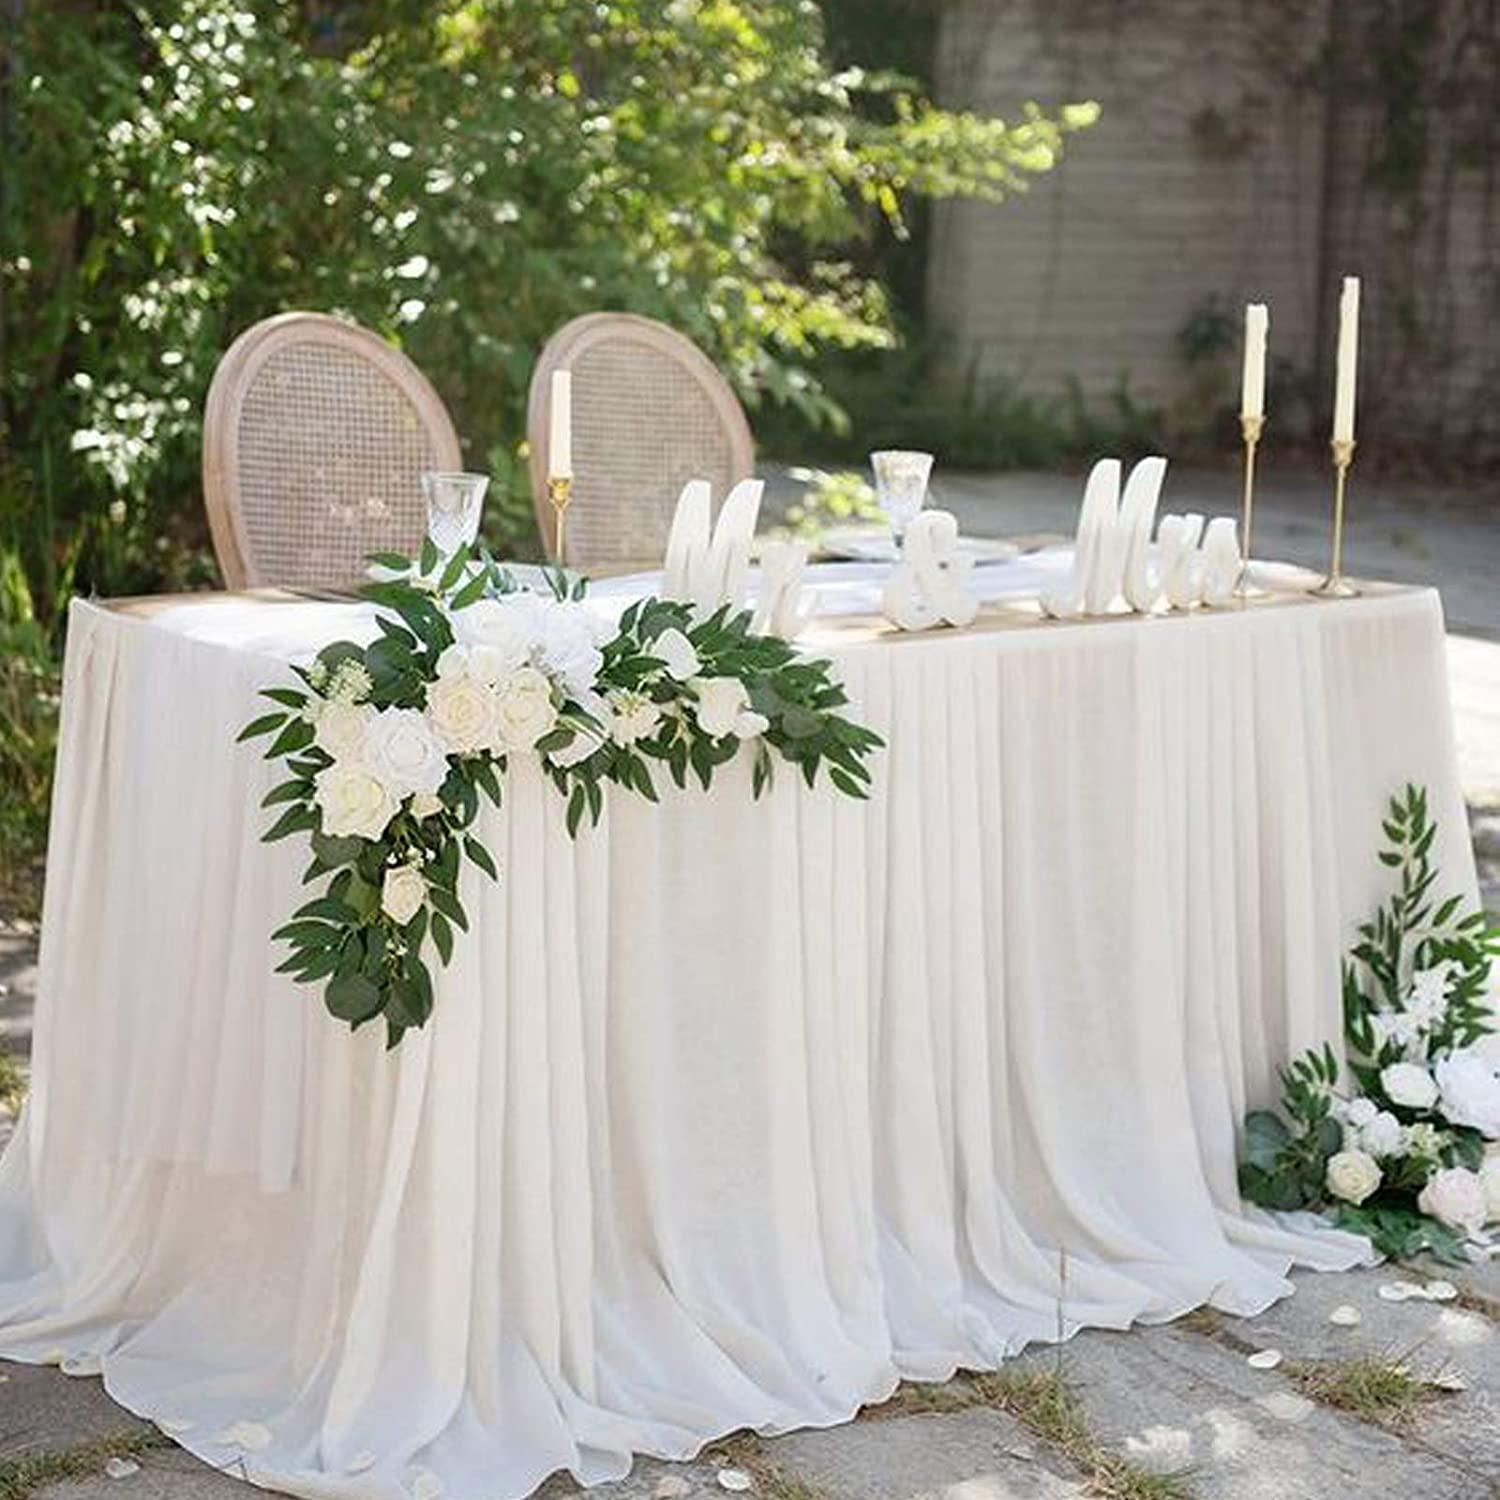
<box><xmin>547</xmin><ymin>474</ymin><xmax>573</xmax><ymax>568</ymax></box>
<box><xmin>1311</xmin><ymin>438</ymin><xmax>1358</xmax><ymax>597</ymax></box>
<box><xmin>1237</xmin><ymin>412</ymin><xmax>1265</xmax><ymax>599</ymax></box>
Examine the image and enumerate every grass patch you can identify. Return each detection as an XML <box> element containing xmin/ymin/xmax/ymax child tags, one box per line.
<box><xmin>708</xmin><ymin>1432</ymin><xmax>830</xmax><ymax>1500</ymax></box>
<box><xmin>863</xmin><ymin>1371</ymin><xmax>1192</xmax><ymax>1500</ymax></box>
<box><xmin>0</xmin><ymin>1430</ymin><xmax>171</xmax><ymax>1500</ymax></box>
<box><xmin>1287</xmin><ymin>1354</ymin><xmax>1450</xmax><ymax>1430</ymax></box>
<box><xmin>0</xmin><ymin>1047</ymin><xmax>26</xmax><ymax>1113</ymax></box>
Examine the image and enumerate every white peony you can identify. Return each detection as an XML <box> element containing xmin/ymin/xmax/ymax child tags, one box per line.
<box><xmin>1325</xmin><ymin>1149</ymin><xmax>1381</xmax><ymax>1206</ymax></box>
<box><xmin>1435</xmin><ymin>1048</ymin><xmax>1500</xmax><ymax>1138</ymax></box>
<box><xmin>692</xmin><ymin>676</ymin><xmax>751</xmax><ymax>738</ymax></box>
<box><xmin>651</xmin><ymin>627</ymin><xmax>700</xmax><ymax>681</ymax></box>
<box><xmin>607</xmin><ymin>689</ymin><xmax>661</xmax><ymax>746</ymax></box>
<box><xmin>313</xmin><ymin>700</ymin><xmax>375</xmax><ymax>762</ymax></box>
<box><xmin>1345</xmin><ymin>1097</ymin><xmax>1379</xmax><ymax>1129</ymax></box>
<box><xmin>314</xmin><ymin>763</ymin><xmax>397</xmax><ymax>841</ymax></box>
<box><xmin>532</xmin><ymin>601</ymin><xmax>604</xmax><ymax>696</ymax></box>
<box><xmin>492</xmin><ymin>666</ymin><xmax>558</xmax><ymax>751</ymax></box>
<box><xmin>1481</xmin><ymin>1147</ymin><xmax>1500</xmax><ymax>1223</ymax></box>
<box><xmin>1381</xmin><ymin>1061</ymin><xmax>1439</xmax><ymax>1111</ymax></box>
<box><xmin>426</xmin><ymin>673</ymin><xmax>502</xmax><ymax>756</ymax></box>
<box><xmin>1417</xmin><ymin>1165</ymin><xmax>1488</xmax><ymax>1236</ymax></box>
<box><xmin>381</xmin><ymin>862</ymin><xmax>427</xmax><ymax>925</ymax></box>
<box><xmin>362</xmin><ymin>707</ymin><xmax>449</xmax><ymax>797</ymax></box>
<box><xmin>1358</xmin><ymin>1110</ymin><xmax>1409</xmax><ymax>1159</ymax></box>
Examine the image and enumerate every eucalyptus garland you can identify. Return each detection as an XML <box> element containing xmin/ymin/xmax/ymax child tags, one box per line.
<box><xmin>1239</xmin><ymin>786</ymin><xmax>1500</xmax><ymax>1261</ymax></box>
<box><xmin>240</xmin><ymin>544</ymin><xmax>883</xmax><ymax>1047</ymax></box>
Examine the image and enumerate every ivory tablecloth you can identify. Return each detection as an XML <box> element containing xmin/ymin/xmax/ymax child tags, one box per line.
<box><xmin>0</xmin><ymin>569</ymin><xmax>1479</xmax><ymax>1500</ymax></box>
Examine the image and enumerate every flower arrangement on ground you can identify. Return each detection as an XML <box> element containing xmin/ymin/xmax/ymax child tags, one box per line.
<box><xmin>240</xmin><ymin>543</ymin><xmax>883</xmax><ymax>1048</ymax></box>
<box><xmin>1239</xmin><ymin>785</ymin><xmax>1500</xmax><ymax>1261</ymax></box>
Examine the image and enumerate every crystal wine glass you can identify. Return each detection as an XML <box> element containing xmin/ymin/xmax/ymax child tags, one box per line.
<box><xmin>421</xmin><ymin>471</ymin><xmax>490</xmax><ymax>556</ymax></box>
<box><xmin>870</xmin><ymin>450</ymin><xmax>934</xmax><ymax>549</ymax></box>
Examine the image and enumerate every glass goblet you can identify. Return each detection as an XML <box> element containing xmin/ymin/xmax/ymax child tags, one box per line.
<box><xmin>421</xmin><ymin>471</ymin><xmax>490</xmax><ymax>555</ymax></box>
<box><xmin>870</xmin><ymin>449</ymin><xmax>934</xmax><ymax>549</ymax></box>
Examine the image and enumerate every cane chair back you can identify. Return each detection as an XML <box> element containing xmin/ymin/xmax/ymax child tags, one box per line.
<box><xmin>203</xmin><ymin>312</ymin><xmax>462</xmax><ymax>588</ymax></box>
<box><xmin>527</xmin><ymin>313</ymin><xmax>754</xmax><ymax>569</ymax></box>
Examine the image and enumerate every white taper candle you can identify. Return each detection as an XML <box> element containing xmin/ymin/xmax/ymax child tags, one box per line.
<box><xmin>548</xmin><ymin>369</ymin><xmax>573</xmax><ymax>478</ymax></box>
<box><xmin>1241</xmin><ymin>303</ymin><xmax>1268</xmax><ymax>420</ymax></box>
<box><xmin>1332</xmin><ymin>276</ymin><xmax>1359</xmax><ymax>444</ymax></box>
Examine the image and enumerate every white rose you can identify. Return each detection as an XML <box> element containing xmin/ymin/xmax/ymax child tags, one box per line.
<box><xmin>426</xmin><ymin>673</ymin><xmax>503</xmax><ymax>756</ymax></box>
<box><xmin>362</xmin><ymin>706</ymin><xmax>449</xmax><ymax>797</ymax></box>
<box><xmin>314</xmin><ymin>763</ymin><xmax>397</xmax><ymax>841</ymax></box>
<box><xmin>434</xmin><ymin>643</ymin><xmax>469</xmax><ymax>680</ymax></box>
<box><xmin>1417</xmin><ymin>1165</ymin><xmax>1488</xmax><ymax>1236</ymax></box>
<box><xmin>1359</xmin><ymin>1110</ymin><xmax>1409</xmax><ymax>1160</ymax></box>
<box><xmin>313</xmin><ymin>700</ymin><xmax>375</xmax><ymax>762</ymax></box>
<box><xmin>453</xmin><ymin>597</ymin><xmax>534</xmax><ymax>672</ymax></box>
<box><xmin>1435</xmin><ymin>1049</ymin><xmax>1500</xmax><ymax>1138</ymax></box>
<box><xmin>607</xmin><ymin>690</ymin><xmax>661</xmax><ymax>746</ymax></box>
<box><xmin>1325</xmin><ymin>1149</ymin><xmax>1381</xmax><ymax>1206</ymax></box>
<box><xmin>467</xmin><ymin>643</ymin><xmax>512</xmax><ymax>688</ymax></box>
<box><xmin>1381</xmin><ymin>1061</ymin><xmax>1439</xmax><ymax>1112</ymax></box>
<box><xmin>692</xmin><ymin>675</ymin><xmax>750</xmax><ymax>738</ymax></box>
<box><xmin>651</xmin><ymin>627</ymin><xmax>700</xmax><ymax>681</ymax></box>
<box><xmin>1481</xmin><ymin>1147</ymin><xmax>1500</xmax><ymax>1223</ymax></box>
<box><xmin>493</xmin><ymin>666</ymin><xmax>558</xmax><ymax>751</ymax></box>
<box><xmin>381</xmin><ymin>862</ymin><xmax>427</xmax><ymax>925</ymax></box>
<box><xmin>733</xmin><ymin>709</ymin><xmax>770</xmax><ymax>740</ymax></box>
<box><xmin>1345</xmin><ymin>1097</ymin><xmax>1379</xmax><ymax>1129</ymax></box>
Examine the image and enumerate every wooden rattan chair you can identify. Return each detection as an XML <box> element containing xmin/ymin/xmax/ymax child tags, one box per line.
<box><xmin>526</xmin><ymin>312</ymin><xmax>754</xmax><ymax>569</ymax></box>
<box><xmin>203</xmin><ymin>312</ymin><xmax>462</xmax><ymax>588</ymax></box>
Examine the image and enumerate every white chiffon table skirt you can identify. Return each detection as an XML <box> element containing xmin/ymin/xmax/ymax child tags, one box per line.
<box><xmin>0</xmin><ymin>575</ymin><xmax>1478</xmax><ymax>1500</ymax></box>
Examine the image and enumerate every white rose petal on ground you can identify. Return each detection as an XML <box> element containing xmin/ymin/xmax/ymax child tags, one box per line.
<box><xmin>104</xmin><ymin>1458</ymin><xmax>140</xmax><ymax>1480</ymax></box>
<box><xmin>1246</xmin><ymin>1349</ymin><xmax>1283</xmax><ymax>1370</ymax></box>
<box><xmin>1422</xmin><ymin>1280</ymin><xmax>1458</xmax><ymax>1302</ymax></box>
<box><xmin>1328</xmin><ymin>1304</ymin><xmax>1362</xmax><ymax>1326</ymax></box>
<box><xmin>1378</xmin><ymin>1282</ymin><xmax>1420</xmax><ymax>1302</ymax></box>
<box><xmin>717</xmin><ymin>1469</ymin><xmax>754</xmax><ymax>1493</ymax></box>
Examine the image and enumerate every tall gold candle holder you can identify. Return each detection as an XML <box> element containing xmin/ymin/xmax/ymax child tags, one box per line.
<box><xmin>1237</xmin><ymin>413</ymin><xmax>1265</xmax><ymax>598</ymax></box>
<box><xmin>1311</xmin><ymin>438</ymin><xmax>1358</xmax><ymax>597</ymax></box>
<box><xmin>547</xmin><ymin>475</ymin><xmax>573</xmax><ymax>568</ymax></box>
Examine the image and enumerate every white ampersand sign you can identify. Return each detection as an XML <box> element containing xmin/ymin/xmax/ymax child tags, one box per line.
<box><xmin>881</xmin><ymin>510</ymin><xmax>979</xmax><ymax>631</ymax></box>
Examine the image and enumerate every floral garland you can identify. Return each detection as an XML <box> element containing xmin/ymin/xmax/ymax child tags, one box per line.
<box><xmin>240</xmin><ymin>543</ymin><xmax>883</xmax><ymax>1047</ymax></box>
<box><xmin>1239</xmin><ymin>785</ymin><xmax>1500</xmax><ymax>1261</ymax></box>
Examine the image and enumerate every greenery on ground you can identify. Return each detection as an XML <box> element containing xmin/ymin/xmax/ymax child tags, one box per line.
<box><xmin>1287</xmin><ymin>1353</ymin><xmax>1453</xmax><ymax>1431</ymax></box>
<box><xmin>0</xmin><ymin>1431</ymin><xmax>171</xmax><ymax>1500</ymax></box>
<box><xmin>0</xmin><ymin>1047</ymin><xmax>25</xmax><ymax>1113</ymax></box>
<box><xmin>0</xmin><ymin>0</ymin><xmax>1095</xmax><ymax>911</ymax></box>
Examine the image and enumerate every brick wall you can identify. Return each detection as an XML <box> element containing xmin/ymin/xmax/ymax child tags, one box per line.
<box><xmin>927</xmin><ymin>0</ymin><xmax>1499</xmax><ymax>458</ymax></box>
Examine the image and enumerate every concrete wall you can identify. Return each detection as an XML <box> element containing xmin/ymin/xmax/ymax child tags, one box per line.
<box><xmin>927</xmin><ymin>0</ymin><xmax>1499</xmax><ymax>457</ymax></box>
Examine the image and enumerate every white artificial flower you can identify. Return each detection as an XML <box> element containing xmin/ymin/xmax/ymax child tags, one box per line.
<box><xmin>1359</xmin><ymin>1110</ymin><xmax>1409</xmax><ymax>1160</ymax></box>
<box><xmin>313</xmin><ymin>700</ymin><xmax>375</xmax><ymax>762</ymax></box>
<box><xmin>548</xmin><ymin>721</ymin><xmax>605</xmax><ymax>768</ymax></box>
<box><xmin>733</xmin><ymin>709</ymin><xmax>770</xmax><ymax>740</ymax></box>
<box><xmin>1371</xmin><ymin>1010</ymin><xmax>1422</xmax><ymax>1056</ymax></box>
<box><xmin>426</xmin><ymin>673</ymin><xmax>503</xmax><ymax>756</ymax></box>
<box><xmin>326</xmin><ymin>658</ymin><xmax>373</xmax><ymax>704</ymax></box>
<box><xmin>1345</xmin><ymin>1097</ymin><xmax>1379</xmax><ymax>1129</ymax></box>
<box><xmin>467</xmin><ymin>643</ymin><xmax>513</xmax><ymax>688</ymax></box>
<box><xmin>1406</xmin><ymin>1121</ymin><xmax>1449</xmax><ymax>1162</ymax></box>
<box><xmin>1406</xmin><ymin>963</ymin><xmax>1454</xmax><ymax>1028</ymax></box>
<box><xmin>410</xmin><ymin>790</ymin><xmax>444</xmax><ymax>820</ymax></box>
<box><xmin>362</xmin><ymin>707</ymin><xmax>449</xmax><ymax>797</ymax></box>
<box><xmin>607</xmin><ymin>689</ymin><xmax>661</xmax><ymax>745</ymax></box>
<box><xmin>1435</xmin><ymin>1048</ymin><xmax>1500</xmax><ymax>1138</ymax></box>
<box><xmin>452</xmin><ymin>597</ymin><xmax>534</xmax><ymax>674</ymax></box>
<box><xmin>1417</xmin><ymin>1165</ymin><xmax>1488</xmax><ymax>1236</ymax></box>
<box><xmin>1481</xmin><ymin>1146</ymin><xmax>1500</xmax><ymax>1223</ymax></box>
<box><xmin>651</xmin><ymin>627</ymin><xmax>700</xmax><ymax>681</ymax></box>
<box><xmin>314</xmin><ymin>763</ymin><xmax>397</xmax><ymax>841</ymax></box>
<box><xmin>1325</xmin><ymin>1149</ymin><xmax>1381</xmax><ymax>1206</ymax></box>
<box><xmin>492</xmin><ymin>666</ymin><xmax>558</xmax><ymax>751</ymax></box>
<box><xmin>691</xmin><ymin>676</ymin><xmax>751</xmax><ymax>738</ymax></box>
<box><xmin>1381</xmin><ymin>1061</ymin><xmax>1439</xmax><ymax>1111</ymax></box>
<box><xmin>381</xmin><ymin>862</ymin><xmax>427</xmax><ymax>925</ymax></box>
<box><xmin>434</xmin><ymin>643</ymin><xmax>469</xmax><ymax>680</ymax></box>
<box><xmin>532</xmin><ymin>601</ymin><xmax>604</xmax><ymax>696</ymax></box>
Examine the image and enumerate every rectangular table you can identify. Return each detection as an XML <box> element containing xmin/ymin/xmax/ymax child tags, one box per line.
<box><xmin>0</xmin><ymin>568</ymin><xmax>1478</xmax><ymax>1500</ymax></box>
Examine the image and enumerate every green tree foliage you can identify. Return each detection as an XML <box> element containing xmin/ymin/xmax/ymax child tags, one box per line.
<box><xmin>0</xmin><ymin>0</ymin><xmax>1095</xmax><ymax>610</ymax></box>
